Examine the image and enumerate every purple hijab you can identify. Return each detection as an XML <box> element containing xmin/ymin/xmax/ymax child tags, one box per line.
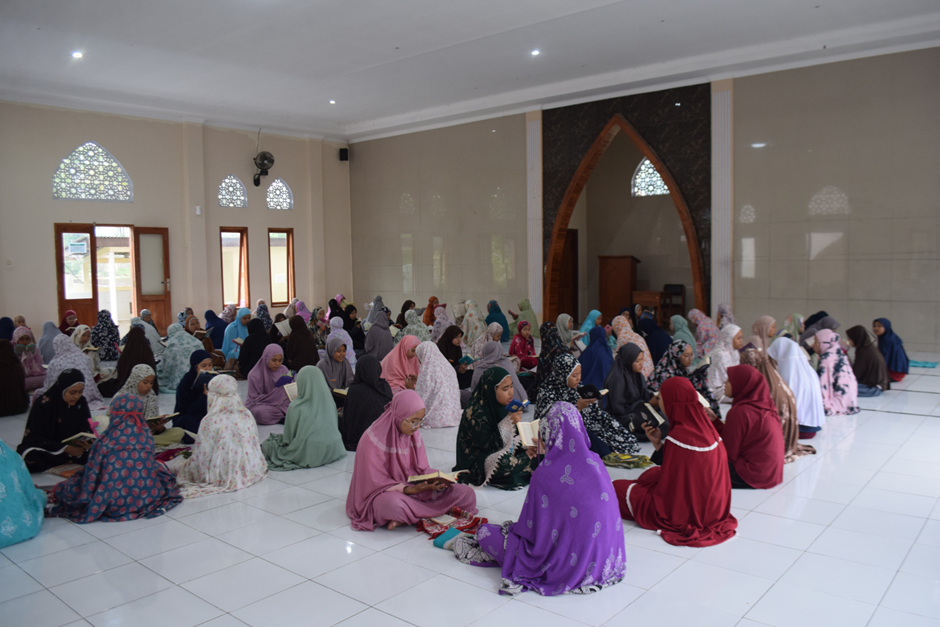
<box><xmin>245</xmin><ymin>344</ymin><xmax>290</xmax><ymax>411</ymax></box>
<box><xmin>457</xmin><ymin>401</ymin><xmax>626</xmax><ymax>596</ymax></box>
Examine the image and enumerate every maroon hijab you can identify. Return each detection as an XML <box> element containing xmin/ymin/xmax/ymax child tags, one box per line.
<box><xmin>721</xmin><ymin>365</ymin><xmax>785</xmax><ymax>489</ymax></box>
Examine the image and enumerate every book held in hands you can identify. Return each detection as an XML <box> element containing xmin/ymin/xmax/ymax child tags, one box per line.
<box><xmin>516</xmin><ymin>419</ymin><xmax>540</xmax><ymax>448</ymax></box>
<box><xmin>407</xmin><ymin>470</ymin><xmax>466</xmax><ymax>484</ymax></box>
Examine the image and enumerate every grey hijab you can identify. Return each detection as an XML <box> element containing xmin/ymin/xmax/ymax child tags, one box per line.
<box><xmin>317</xmin><ymin>336</ymin><xmax>354</xmax><ymax>390</ymax></box>
<box><xmin>365</xmin><ymin>311</ymin><xmax>394</xmax><ymax>362</ymax></box>
<box><xmin>556</xmin><ymin>313</ymin><xmax>575</xmax><ymax>348</ymax></box>
<box><xmin>38</xmin><ymin>321</ymin><xmax>62</xmax><ymax>364</ymax></box>
<box><xmin>365</xmin><ymin>295</ymin><xmax>386</xmax><ymax>325</ymax></box>
<box><xmin>470</xmin><ymin>341</ymin><xmax>527</xmax><ymax>403</ymax></box>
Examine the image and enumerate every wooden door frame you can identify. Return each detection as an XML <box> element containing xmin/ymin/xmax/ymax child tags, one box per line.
<box><xmin>543</xmin><ymin>113</ymin><xmax>706</xmax><ymax>321</ymax></box>
<box><xmin>559</xmin><ymin>228</ymin><xmax>579</xmax><ymax>319</ymax></box>
<box><xmin>54</xmin><ymin>223</ymin><xmax>99</xmax><ymax>326</ymax></box>
<box><xmin>267</xmin><ymin>227</ymin><xmax>295</xmax><ymax>308</ymax></box>
<box><xmin>133</xmin><ymin>226</ymin><xmax>171</xmax><ymax>334</ymax></box>
<box><xmin>220</xmin><ymin>226</ymin><xmax>250</xmax><ymax>307</ymax></box>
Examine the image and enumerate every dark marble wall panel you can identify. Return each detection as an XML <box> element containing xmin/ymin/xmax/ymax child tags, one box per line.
<box><xmin>542</xmin><ymin>84</ymin><xmax>712</xmax><ymax>303</ymax></box>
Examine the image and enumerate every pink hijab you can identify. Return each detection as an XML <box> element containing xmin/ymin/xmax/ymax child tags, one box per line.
<box><xmin>380</xmin><ymin>335</ymin><xmax>421</xmax><ymax>392</ymax></box>
<box><xmin>815</xmin><ymin>329</ymin><xmax>860</xmax><ymax>416</ymax></box>
<box><xmin>246</xmin><ymin>344</ymin><xmax>289</xmax><ymax>406</ymax></box>
<box><xmin>295</xmin><ymin>301</ymin><xmax>313</xmax><ymax>323</ymax></box>
<box><xmin>751</xmin><ymin>316</ymin><xmax>776</xmax><ymax>353</ymax></box>
<box><xmin>689</xmin><ymin>309</ymin><xmax>720</xmax><ymax>360</ymax></box>
<box><xmin>346</xmin><ymin>391</ymin><xmax>433</xmax><ymax>530</ymax></box>
<box><xmin>12</xmin><ymin>326</ymin><xmax>44</xmax><ymax>376</ymax></box>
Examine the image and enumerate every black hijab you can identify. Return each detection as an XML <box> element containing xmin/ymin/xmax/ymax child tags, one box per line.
<box><xmin>204</xmin><ymin>309</ymin><xmax>226</xmax><ymax>349</ymax></box>
<box><xmin>286</xmin><ymin>314</ymin><xmax>319</xmax><ymax>370</ymax></box>
<box><xmin>238</xmin><ymin>319</ymin><xmax>271</xmax><ymax>375</ymax></box>
<box><xmin>604</xmin><ymin>343</ymin><xmax>653</xmax><ymax>420</ymax></box>
<box><xmin>18</xmin><ymin>369</ymin><xmax>91</xmax><ymax>461</ymax></box>
<box><xmin>114</xmin><ymin>326</ymin><xmax>158</xmax><ymax>394</ymax></box>
<box><xmin>396</xmin><ymin>300</ymin><xmax>415</xmax><ymax>327</ymax></box>
<box><xmin>344</xmin><ymin>305</ymin><xmax>365</xmax><ymax>350</ymax></box>
<box><xmin>327</xmin><ymin>299</ymin><xmax>344</xmax><ymax>322</ymax></box>
<box><xmin>340</xmin><ymin>354</ymin><xmax>393</xmax><ymax>451</ymax></box>
<box><xmin>268</xmin><ymin>313</ymin><xmax>287</xmax><ymax>344</ymax></box>
<box><xmin>846</xmin><ymin>325</ymin><xmax>890</xmax><ymax>391</ymax></box>
<box><xmin>0</xmin><ymin>339</ymin><xmax>27</xmax><ymax>417</ymax></box>
<box><xmin>437</xmin><ymin>325</ymin><xmax>464</xmax><ymax>365</ymax></box>
<box><xmin>175</xmin><ymin>349</ymin><xmax>212</xmax><ymax>418</ymax></box>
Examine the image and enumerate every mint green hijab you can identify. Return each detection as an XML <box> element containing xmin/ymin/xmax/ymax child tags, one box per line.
<box><xmin>261</xmin><ymin>366</ymin><xmax>346</xmax><ymax>470</ymax></box>
<box><xmin>670</xmin><ymin>315</ymin><xmax>697</xmax><ymax>356</ymax></box>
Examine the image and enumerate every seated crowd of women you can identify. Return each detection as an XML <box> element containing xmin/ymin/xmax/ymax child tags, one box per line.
<box><xmin>0</xmin><ymin>298</ymin><xmax>912</xmax><ymax>599</ymax></box>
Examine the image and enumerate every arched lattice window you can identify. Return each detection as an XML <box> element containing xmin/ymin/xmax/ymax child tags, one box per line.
<box><xmin>218</xmin><ymin>175</ymin><xmax>247</xmax><ymax>208</ymax></box>
<box><xmin>266</xmin><ymin>178</ymin><xmax>293</xmax><ymax>210</ymax></box>
<box><xmin>52</xmin><ymin>142</ymin><xmax>133</xmax><ymax>202</ymax></box>
<box><xmin>631</xmin><ymin>158</ymin><xmax>669</xmax><ymax>197</ymax></box>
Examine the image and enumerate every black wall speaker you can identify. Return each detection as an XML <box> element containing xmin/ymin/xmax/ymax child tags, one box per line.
<box><xmin>339</xmin><ymin>148</ymin><xmax>349</xmax><ymax>161</ymax></box>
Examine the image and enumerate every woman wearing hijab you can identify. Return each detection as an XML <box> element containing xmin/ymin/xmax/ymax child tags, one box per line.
<box><xmin>0</xmin><ymin>340</ymin><xmax>28</xmax><ymax>417</ymax></box>
<box><xmin>873</xmin><ymin>318</ymin><xmax>909</xmax><ymax>382</ymax></box>
<box><xmin>254</xmin><ymin>300</ymin><xmax>273</xmax><ymax>331</ymax></box>
<box><xmin>423</xmin><ymin>296</ymin><xmax>440</xmax><ymax>327</ymax></box>
<box><xmin>779</xmin><ymin>314</ymin><xmax>804</xmax><ymax>343</ymax></box>
<box><xmin>156</xmin><ymin>325</ymin><xmax>204</xmax><ymax>393</ymax></box>
<box><xmin>220</xmin><ymin>304</ymin><xmax>238</xmax><ymax>324</ymax></box>
<box><xmin>139</xmin><ymin>309</ymin><xmax>157</xmax><ymax>329</ymax></box>
<box><xmin>268</xmin><ymin>313</ymin><xmax>287</xmax><ymax>345</ymax></box>
<box><xmin>846</xmin><ymin>325</ymin><xmax>890</xmax><ymax>396</ymax></box>
<box><xmin>364</xmin><ymin>295</ymin><xmax>387</xmax><ymax>327</ymax></box>
<box><xmin>221</xmin><ymin>307</ymin><xmax>252</xmax><ymax>370</ymax></box>
<box><xmin>58</xmin><ymin>310</ymin><xmax>79</xmax><ymax>334</ymax></box>
<box><xmin>578</xmin><ymin>309</ymin><xmax>603</xmax><ymax>347</ymax></box>
<box><xmin>126</xmin><ymin>315</ymin><xmax>165</xmax><ymax>359</ymax></box>
<box><xmin>70</xmin><ymin>325</ymin><xmax>101</xmax><ymax>377</ymax></box>
<box><xmin>346</xmin><ymin>390</ymin><xmax>477</xmax><ymax>531</ymax></box>
<box><xmin>716</xmin><ymin>302</ymin><xmax>736</xmax><ymax>329</ymax></box>
<box><xmin>344</xmin><ymin>304</ymin><xmax>366</xmax><ymax>352</ymax></box>
<box><xmin>262</xmin><ymin>366</ymin><xmax>346</xmax><ymax>470</ymax></box>
<box><xmin>579</xmin><ymin>326</ymin><xmax>614</xmax><ymax>392</ymax></box>
<box><xmin>111</xmin><ymin>364</ymin><xmax>186</xmax><ymax>446</ymax></box>
<box><xmin>669</xmin><ymin>315</ymin><xmax>696</xmax><ymax>355</ymax></box>
<box><xmin>813</xmin><ymin>329</ymin><xmax>860</xmax><ymax>417</ymax></box>
<box><xmin>362</xmin><ymin>308</ymin><xmax>393</xmax><ymax>362</ymax></box>
<box><xmin>99</xmin><ymin>325</ymin><xmax>159</xmax><ymax>397</ymax></box>
<box><xmin>799</xmin><ymin>315</ymin><xmax>839</xmax><ymax>356</ymax></box>
<box><xmin>452</xmin><ymin>301</ymin><xmax>467</xmax><ymax>328</ymax></box>
<box><xmin>282</xmin><ymin>298</ymin><xmax>300</xmax><ymax>319</ymax></box>
<box><xmin>340</xmin><ymin>355</ymin><xmax>393</xmax><ymax>451</ymax></box>
<box><xmin>636</xmin><ymin>317</ymin><xmax>671</xmax><ymax>370</ymax></box>
<box><xmin>455</xmin><ymin>368</ymin><xmax>536</xmax><ymax>491</ymax></box>
<box><xmin>245</xmin><ymin>344</ymin><xmax>292</xmax><ymax>425</ymax></box>
<box><xmin>436</xmin><ymin>325</ymin><xmax>472</xmax><ymax>389</ymax></box>
<box><xmin>648</xmin><ymin>340</ymin><xmax>720</xmax><ymax>415</ymax></box>
<box><xmin>453</xmin><ymin>401</ymin><xmax>625</xmax><ymax>596</ymax></box>
<box><xmin>174</xmin><ymin>350</ymin><xmax>213</xmax><ymax>432</ymax></box>
<box><xmin>37</xmin><ymin>335</ymin><xmax>106</xmax><ymax>411</ymax></box>
<box><xmin>688</xmin><ymin>309</ymin><xmax>719</xmax><ymax>360</ymax></box>
<box><xmin>613</xmin><ymin>377</ymin><xmax>738</xmax><ymax>547</ymax></box>
<box><xmin>510</xmin><ymin>299</ymin><xmax>539</xmax><ymax>339</ymax></box>
<box><xmin>237</xmin><ymin>319</ymin><xmax>271</xmax><ymax>377</ymax></box>
<box><xmin>0</xmin><ymin>317</ymin><xmax>14</xmax><ymax>341</ymax></box>
<box><xmin>414</xmin><ymin>341</ymin><xmax>462</xmax><ymax>428</ymax></box>
<box><xmin>484</xmin><ymin>301</ymin><xmax>511</xmax><ymax>342</ymax></box>
<box><xmin>38</xmin><ymin>321</ymin><xmax>62</xmax><ymax>364</ymax></box>
<box><xmin>286</xmin><ymin>314</ymin><xmax>320</xmax><ymax>371</ymax></box>
<box><xmin>471</xmin><ymin>342</ymin><xmax>527</xmax><ymax>403</ymax></box>
<box><xmin>381</xmin><ymin>335</ymin><xmax>421</xmax><ymax>393</ymax></box>
<box><xmin>401</xmin><ymin>309</ymin><xmax>431</xmax><ymax>343</ymax></box>
<box><xmin>509</xmin><ymin>321</ymin><xmax>538</xmax><ymax>370</ymax></box>
<box><xmin>185</xmin><ymin>314</ymin><xmax>225</xmax><ymax>368</ymax></box>
<box><xmin>13</xmin><ymin>327</ymin><xmax>46</xmax><ymax>391</ymax></box>
<box><xmin>707</xmin><ymin>324</ymin><xmax>742</xmax><ymax>403</ymax></box>
<box><xmin>461</xmin><ymin>300</ymin><xmax>488</xmax><ymax>352</ymax></box>
<box><xmin>175</xmin><ymin>375</ymin><xmax>268</xmax><ymax>498</ymax></box>
<box><xmin>203</xmin><ymin>309</ymin><xmax>227</xmax><ymax>350</ymax></box>
<box><xmin>326</xmin><ymin>299</ymin><xmax>343</xmax><ymax>323</ymax></box>
<box><xmin>327</xmin><ymin>316</ymin><xmax>357</xmax><ymax>367</ymax></box>
<box><xmin>751</xmin><ymin>316</ymin><xmax>778</xmax><ymax>352</ymax></box>
<box><xmin>395</xmin><ymin>300</ymin><xmax>416</xmax><ymax>327</ymax></box>
<box><xmin>533</xmin><ymin>322</ymin><xmax>567</xmax><ymax>393</ymax></box>
<box><xmin>50</xmin><ymin>394</ymin><xmax>182</xmax><ymax>522</ymax></box>
<box><xmin>480</xmin><ymin>322</ymin><xmax>504</xmax><ymax>358</ymax></box>
<box><xmin>767</xmin><ymin>338</ymin><xmax>827</xmax><ymax>439</ymax></box>
<box><xmin>719</xmin><ymin>365</ymin><xmax>786</xmax><ymax>489</ymax></box>
<box><xmin>556</xmin><ymin>313</ymin><xmax>580</xmax><ymax>351</ymax></box>
<box><xmin>318</xmin><ymin>337</ymin><xmax>354</xmax><ymax>392</ymax></box>
<box><xmin>604</xmin><ymin>343</ymin><xmax>658</xmax><ymax>430</ymax></box>
<box><xmin>430</xmin><ymin>306</ymin><xmax>453</xmax><ymax>343</ymax></box>
<box><xmin>611</xmin><ymin>316</ymin><xmax>652</xmax><ymax>379</ymax></box>
<box><xmin>536</xmin><ymin>352</ymin><xmax>640</xmax><ymax>457</ymax></box>
<box><xmin>0</xmin><ymin>439</ymin><xmax>46</xmax><ymax>548</ymax></box>
<box><xmin>90</xmin><ymin>310</ymin><xmax>121</xmax><ymax>361</ymax></box>
<box><xmin>17</xmin><ymin>369</ymin><xmax>91</xmax><ymax>471</ymax></box>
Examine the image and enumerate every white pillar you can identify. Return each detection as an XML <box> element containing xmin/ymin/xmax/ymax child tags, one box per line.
<box><xmin>711</xmin><ymin>80</ymin><xmax>734</xmax><ymax>316</ymax></box>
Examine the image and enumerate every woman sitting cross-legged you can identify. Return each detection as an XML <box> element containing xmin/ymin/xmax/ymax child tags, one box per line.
<box><xmin>339</xmin><ymin>355</ymin><xmax>393</xmax><ymax>452</ymax></box>
<box><xmin>245</xmin><ymin>344</ymin><xmax>292</xmax><ymax>425</ymax></box>
<box><xmin>346</xmin><ymin>390</ymin><xmax>477</xmax><ymax>531</ymax></box>
<box><xmin>261</xmin><ymin>366</ymin><xmax>347</xmax><ymax>471</ymax></box>
<box><xmin>455</xmin><ymin>367</ymin><xmax>537</xmax><ymax>491</ymax></box>
<box><xmin>414</xmin><ymin>340</ymin><xmax>462</xmax><ymax>428</ymax></box>
<box><xmin>603</xmin><ymin>343</ymin><xmax>665</xmax><ymax>441</ymax></box>
<box><xmin>613</xmin><ymin>376</ymin><xmax>738</xmax><ymax>547</ymax></box>
<box><xmin>111</xmin><ymin>364</ymin><xmax>188</xmax><ymax>446</ymax></box>
<box><xmin>175</xmin><ymin>375</ymin><xmax>269</xmax><ymax>497</ymax></box>
<box><xmin>452</xmin><ymin>401</ymin><xmax>626</xmax><ymax>597</ymax></box>
<box><xmin>17</xmin><ymin>369</ymin><xmax>93</xmax><ymax>473</ymax></box>
<box><xmin>49</xmin><ymin>394</ymin><xmax>182</xmax><ymax>522</ymax></box>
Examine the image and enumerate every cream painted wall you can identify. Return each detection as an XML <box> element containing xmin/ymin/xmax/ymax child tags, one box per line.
<box><xmin>581</xmin><ymin>133</ymin><xmax>696</xmax><ymax>317</ymax></box>
<box><xmin>733</xmin><ymin>48</ymin><xmax>940</xmax><ymax>351</ymax></box>
<box><xmin>348</xmin><ymin>114</ymin><xmax>528</xmax><ymax>316</ymax></box>
<box><xmin>0</xmin><ymin>101</ymin><xmax>351</xmax><ymax>330</ymax></box>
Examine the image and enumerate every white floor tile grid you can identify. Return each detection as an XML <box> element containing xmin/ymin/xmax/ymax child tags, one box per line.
<box><xmin>3</xmin><ymin>356</ymin><xmax>940</xmax><ymax>626</ymax></box>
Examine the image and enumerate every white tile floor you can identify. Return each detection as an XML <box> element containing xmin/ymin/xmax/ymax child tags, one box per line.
<box><xmin>4</xmin><ymin>356</ymin><xmax>940</xmax><ymax>627</ymax></box>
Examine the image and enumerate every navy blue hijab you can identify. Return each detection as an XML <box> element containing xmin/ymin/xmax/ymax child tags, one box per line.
<box><xmin>639</xmin><ymin>317</ymin><xmax>673</xmax><ymax>367</ymax></box>
<box><xmin>876</xmin><ymin>318</ymin><xmax>909</xmax><ymax>374</ymax></box>
<box><xmin>203</xmin><ymin>310</ymin><xmax>226</xmax><ymax>349</ymax></box>
<box><xmin>578</xmin><ymin>326</ymin><xmax>614</xmax><ymax>391</ymax></box>
<box><xmin>485</xmin><ymin>300</ymin><xmax>510</xmax><ymax>342</ymax></box>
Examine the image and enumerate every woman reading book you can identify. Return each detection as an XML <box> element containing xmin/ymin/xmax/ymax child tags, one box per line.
<box><xmin>453</xmin><ymin>401</ymin><xmax>625</xmax><ymax>596</ymax></box>
<box><xmin>174</xmin><ymin>350</ymin><xmax>213</xmax><ymax>432</ymax></box>
<box><xmin>508</xmin><ymin>321</ymin><xmax>538</xmax><ymax>370</ymax></box>
<box><xmin>381</xmin><ymin>335</ymin><xmax>421</xmax><ymax>393</ymax></box>
<box><xmin>99</xmin><ymin>325</ymin><xmax>159</xmax><ymax>397</ymax></box>
<box><xmin>286</xmin><ymin>314</ymin><xmax>320</xmax><ymax>370</ymax></box>
<box><xmin>436</xmin><ymin>325</ymin><xmax>472</xmax><ymax>388</ymax></box>
<box><xmin>90</xmin><ymin>310</ymin><xmax>121</xmax><ymax>362</ymax></box>
<box><xmin>455</xmin><ymin>367</ymin><xmax>536</xmax><ymax>491</ymax></box>
<box><xmin>70</xmin><ymin>325</ymin><xmax>101</xmax><ymax>376</ymax></box>
<box><xmin>340</xmin><ymin>355</ymin><xmax>393</xmax><ymax>451</ymax></box>
<box><xmin>603</xmin><ymin>343</ymin><xmax>662</xmax><ymax>441</ymax></box>
<box><xmin>414</xmin><ymin>341</ymin><xmax>462</xmax><ymax>428</ymax></box>
<box><xmin>648</xmin><ymin>340</ymin><xmax>720</xmax><ymax>415</ymax></box>
<box><xmin>318</xmin><ymin>337</ymin><xmax>354</xmax><ymax>393</ymax></box>
<box><xmin>237</xmin><ymin>318</ymin><xmax>272</xmax><ymax>376</ymax></box>
<box><xmin>58</xmin><ymin>310</ymin><xmax>79</xmax><ymax>334</ymax></box>
<box><xmin>612</xmin><ymin>376</ymin><xmax>738</xmax><ymax>547</ymax></box>
<box><xmin>35</xmin><ymin>335</ymin><xmax>107</xmax><ymax>411</ymax></box>
<box><xmin>346</xmin><ymin>390</ymin><xmax>477</xmax><ymax>531</ymax></box>
<box><xmin>245</xmin><ymin>344</ymin><xmax>292</xmax><ymax>425</ymax></box>
<box><xmin>185</xmin><ymin>314</ymin><xmax>225</xmax><ymax>368</ymax></box>
<box><xmin>50</xmin><ymin>393</ymin><xmax>182</xmax><ymax>522</ymax></box>
<box><xmin>111</xmin><ymin>364</ymin><xmax>187</xmax><ymax>446</ymax></box>
<box><xmin>470</xmin><ymin>342</ymin><xmax>527</xmax><ymax>403</ymax></box>
<box><xmin>17</xmin><ymin>369</ymin><xmax>92</xmax><ymax>472</ymax></box>
<box><xmin>220</xmin><ymin>307</ymin><xmax>252</xmax><ymax>372</ymax></box>
<box><xmin>157</xmin><ymin>324</ymin><xmax>206</xmax><ymax>393</ymax></box>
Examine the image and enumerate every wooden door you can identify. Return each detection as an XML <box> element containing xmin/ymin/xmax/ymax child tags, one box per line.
<box><xmin>557</xmin><ymin>229</ymin><xmax>579</xmax><ymax>319</ymax></box>
<box><xmin>54</xmin><ymin>223</ymin><xmax>99</xmax><ymax>330</ymax></box>
<box><xmin>134</xmin><ymin>227</ymin><xmax>171</xmax><ymax>334</ymax></box>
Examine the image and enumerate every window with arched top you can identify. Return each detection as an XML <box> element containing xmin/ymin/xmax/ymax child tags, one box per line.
<box><xmin>631</xmin><ymin>158</ymin><xmax>669</xmax><ymax>197</ymax></box>
<box><xmin>53</xmin><ymin>142</ymin><xmax>133</xmax><ymax>202</ymax></box>
<box><xmin>266</xmin><ymin>178</ymin><xmax>293</xmax><ymax>210</ymax></box>
<box><xmin>218</xmin><ymin>175</ymin><xmax>247</xmax><ymax>208</ymax></box>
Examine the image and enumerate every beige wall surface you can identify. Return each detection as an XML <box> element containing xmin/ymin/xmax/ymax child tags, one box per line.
<box><xmin>580</xmin><ymin>133</ymin><xmax>696</xmax><ymax>320</ymax></box>
<box><xmin>732</xmin><ymin>48</ymin><xmax>940</xmax><ymax>351</ymax></box>
<box><xmin>348</xmin><ymin>114</ymin><xmax>528</xmax><ymax>316</ymax></box>
<box><xmin>0</xmin><ymin>101</ymin><xmax>351</xmax><ymax>328</ymax></box>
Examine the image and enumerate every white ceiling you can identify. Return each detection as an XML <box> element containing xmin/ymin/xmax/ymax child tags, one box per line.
<box><xmin>1</xmin><ymin>0</ymin><xmax>938</xmax><ymax>142</ymax></box>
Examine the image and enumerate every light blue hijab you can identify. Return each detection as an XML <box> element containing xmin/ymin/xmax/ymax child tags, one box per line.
<box><xmin>221</xmin><ymin>307</ymin><xmax>252</xmax><ymax>359</ymax></box>
<box><xmin>578</xmin><ymin>310</ymin><xmax>602</xmax><ymax>346</ymax></box>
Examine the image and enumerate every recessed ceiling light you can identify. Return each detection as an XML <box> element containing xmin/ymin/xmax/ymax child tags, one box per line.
<box><xmin>531</xmin><ymin>49</ymin><xmax>539</xmax><ymax>56</ymax></box>
<box><xmin>675</xmin><ymin>102</ymin><xmax>681</xmax><ymax>106</ymax></box>
<box><xmin>329</xmin><ymin>100</ymin><xmax>336</xmax><ymax>104</ymax></box>
<box><xmin>72</xmin><ymin>51</ymin><xmax>83</xmax><ymax>58</ymax></box>
<box><xmin>751</xmin><ymin>143</ymin><xmax>767</xmax><ymax>148</ymax></box>
<box><xmin>492</xmin><ymin>130</ymin><xmax>496</xmax><ymax>133</ymax></box>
